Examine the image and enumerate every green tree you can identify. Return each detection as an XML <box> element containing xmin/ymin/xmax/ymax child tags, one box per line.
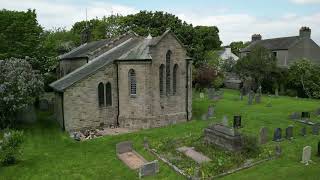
<box><xmin>229</xmin><ymin>41</ymin><xmax>250</xmax><ymax>56</ymax></box>
<box><xmin>0</xmin><ymin>9</ymin><xmax>43</xmax><ymax>59</ymax></box>
<box><xmin>288</xmin><ymin>59</ymin><xmax>320</xmax><ymax>98</ymax></box>
<box><xmin>235</xmin><ymin>46</ymin><xmax>277</xmax><ymax>91</ymax></box>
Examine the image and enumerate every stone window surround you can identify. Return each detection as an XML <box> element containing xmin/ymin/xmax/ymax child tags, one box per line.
<box><xmin>98</xmin><ymin>82</ymin><xmax>113</xmax><ymax>107</ymax></box>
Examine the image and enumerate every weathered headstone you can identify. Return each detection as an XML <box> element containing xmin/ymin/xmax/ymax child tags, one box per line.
<box><xmin>301</xmin><ymin>112</ymin><xmax>310</xmax><ymax>121</ymax></box>
<box><xmin>255</xmin><ymin>94</ymin><xmax>261</xmax><ymax>104</ymax></box>
<box><xmin>259</xmin><ymin>127</ymin><xmax>268</xmax><ymax>144</ymax></box>
<box><xmin>301</xmin><ymin>127</ymin><xmax>307</xmax><ymax>136</ymax></box>
<box><xmin>318</xmin><ymin>141</ymin><xmax>320</xmax><ymax>157</ymax></box>
<box><xmin>39</xmin><ymin>99</ymin><xmax>49</xmax><ymax>111</ymax></box>
<box><xmin>201</xmin><ymin>114</ymin><xmax>208</xmax><ymax>121</ymax></box>
<box><xmin>233</xmin><ymin>115</ymin><xmax>242</xmax><ymax>129</ymax></box>
<box><xmin>248</xmin><ymin>91</ymin><xmax>255</xmax><ymax>105</ymax></box>
<box><xmin>139</xmin><ymin>160</ymin><xmax>159</xmax><ymax>178</ymax></box>
<box><xmin>301</xmin><ymin>146</ymin><xmax>312</xmax><ymax>165</ymax></box>
<box><xmin>285</xmin><ymin>126</ymin><xmax>294</xmax><ymax>140</ymax></box>
<box><xmin>275</xmin><ymin>144</ymin><xmax>281</xmax><ymax>157</ymax></box>
<box><xmin>222</xmin><ymin>116</ymin><xmax>229</xmax><ymax>126</ymax></box>
<box><xmin>116</xmin><ymin>141</ymin><xmax>133</xmax><ymax>154</ymax></box>
<box><xmin>273</xmin><ymin>128</ymin><xmax>282</xmax><ymax>142</ymax></box>
<box><xmin>289</xmin><ymin>112</ymin><xmax>300</xmax><ymax>120</ymax></box>
<box><xmin>207</xmin><ymin>106</ymin><xmax>214</xmax><ymax>118</ymax></box>
<box><xmin>208</xmin><ymin>88</ymin><xmax>215</xmax><ymax>99</ymax></box>
<box><xmin>199</xmin><ymin>93</ymin><xmax>204</xmax><ymax>99</ymax></box>
<box><xmin>312</xmin><ymin>124</ymin><xmax>319</xmax><ymax>135</ymax></box>
<box><xmin>143</xmin><ymin>137</ymin><xmax>149</xmax><ymax>150</ymax></box>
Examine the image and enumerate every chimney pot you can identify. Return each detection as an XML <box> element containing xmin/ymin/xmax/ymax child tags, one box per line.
<box><xmin>299</xmin><ymin>26</ymin><xmax>311</xmax><ymax>38</ymax></box>
<box><xmin>251</xmin><ymin>34</ymin><xmax>262</xmax><ymax>42</ymax></box>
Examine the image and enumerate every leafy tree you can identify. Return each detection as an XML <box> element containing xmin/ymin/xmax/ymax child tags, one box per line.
<box><xmin>0</xmin><ymin>9</ymin><xmax>43</xmax><ymax>59</ymax></box>
<box><xmin>288</xmin><ymin>59</ymin><xmax>320</xmax><ymax>98</ymax></box>
<box><xmin>0</xmin><ymin>58</ymin><xmax>43</xmax><ymax>128</ymax></box>
<box><xmin>229</xmin><ymin>41</ymin><xmax>250</xmax><ymax>56</ymax></box>
<box><xmin>235</xmin><ymin>46</ymin><xmax>277</xmax><ymax>91</ymax></box>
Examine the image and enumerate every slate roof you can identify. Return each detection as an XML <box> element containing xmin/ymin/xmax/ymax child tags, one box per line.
<box><xmin>240</xmin><ymin>36</ymin><xmax>302</xmax><ymax>52</ymax></box>
<box><xmin>50</xmin><ymin>30</ymin><xmax>191</xmax><ymax>92</ymax></box>
<box><xmin>59</xmin><ymin>39</ymin><xmax>110</xmax><ymax>59</ymax></box>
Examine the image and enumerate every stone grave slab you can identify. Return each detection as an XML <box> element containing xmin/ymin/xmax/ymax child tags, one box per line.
<box><xmin>289</xmin><ymin>112</ymin><xmax>300</xmax><ymax>120</ymax></box>
<box><xmin>222</xmin><ymin>116</ymin><xmax>229</xmax><ymax>126</ymax></box>
<box><xmin>199</xmin><ymin>93</ymin><xmax>204</xmax><ymax>99</ymax></box>
<box><xmin>177</xmin><ymin>146</ymin><xmax>211</xmax><ymax>164</ymax></box>
<box><xmin>285</xmin><ymin>126</ymin><xmax>294</xmax><ymax>140</ymax></box>
<box><xmin>273</xmin><ymin>128</ymin><xmax>282</xmax><ymax>142</ymax></box>
<box><xmin>207</xmin><ymin>106</ymin><xmax>214</xmax><ymax>118</ymax></box>
<box><xmin>312</xmin><ymin>124</ymin><xmax>319</xmax><ymax>135</ymax></box>
<box><xmin>116</xmin><ymin>141</ymin><xmax>148</xmax><ymax>170</ymax></box>
<box><xmin>301</xmin><ymin>127</ymin><xmax>307</xmax><ymax>136</ymax></box>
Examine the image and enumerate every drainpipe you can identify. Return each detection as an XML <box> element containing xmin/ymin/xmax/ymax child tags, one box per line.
<box><xmin>61</xmin><ymin>92</ymin><xmax>65</xmax><ymax>131</ymax></box>
<box><xmin>185</xmin><ymin>61</ymin><xmax>189</xmax><ymax>121</ymax></box>
<box><xmin>116</xmin><ymin>62</ymin><xmax>120</xmax><ymax>126</ymax></box>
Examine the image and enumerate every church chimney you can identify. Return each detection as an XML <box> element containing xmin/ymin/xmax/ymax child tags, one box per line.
<box><xmin>251</xmin><ymin>34</ymin><xmax>262</xmax><ymax>42</ymax></box>
<box><xmin>299</xmin><ymin>26</ymin><xmax>311</xmax><ymax>38</ymax></box>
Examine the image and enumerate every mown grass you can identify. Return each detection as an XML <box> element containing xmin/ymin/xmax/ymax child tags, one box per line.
<box><xmin>1</xmin><ymin>89</ymin><xmax>320</xmax><ymax>179</ymax></box>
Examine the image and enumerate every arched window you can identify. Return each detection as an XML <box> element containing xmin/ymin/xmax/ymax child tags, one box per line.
<box><xmin>98</xmin><ymin>82</ymin><xmax>105</xmax><ymax>106</ymax></box>
<box><xmin>166</xmin><ymin>50</ymin><xmax>172</xmax><ymax>96</ymax></box>
<box><xmin>159</xmin><ymin>64</ymin><xmax>165</xmax><ymax>96</ymax></box>
<box><xmin>173</xmin><ymin>64</ymin><xmax>178</xmax><ymax>95</ymax></box>
<box><xmin>128</xmin><ymin>69</ymin><xmax>136</xmax><ymax>96</ymax></box>
<box><xmin>106</xmin><ymin>82</ymin><xmax>112</xmax><ymax>106</ymax></box>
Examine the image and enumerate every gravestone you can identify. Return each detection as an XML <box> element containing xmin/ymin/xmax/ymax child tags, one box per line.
<box><xmin>207</xmin><ymin>106</ymin><xmax>214</xmax><ymax>118</ymax></box>
<box><xmin>233</xmin><ymin>115</ymin><xmax>242</xmax><ymax>129</ymax></box>
<box><xmin>289</xmin><ymin>112</ymin><xmax>300</xmax><ymax>120</ymax></box>
<box><xmin>275</xmin><ymin>144</ymin><xmax>281</xmax><ymax>157</ymax></box>
<box><xmin>39</xmin><ymin>99</ymin><xmax>49</xmax><ymax>111</ymax></box>
<box><xmin>273</xmin><ymin>128</ymin><xmax>282</xmax><ymax>142</ymax></box>
<box><xmin>285</xmin><ymin>126</ymin><xmax>294</xmax><ymax>140</ymax></box>
<box><xmin>312</xmin><ymin>124</ymin><xmax>319</xmax><ymax>135</ymax></box>
<box><xmin>240</xmin><ymin>87</ymin><xmax>246</xmax><ymax>101</ymax></box>
<box><xmin>301</xmin><ymin>146</ymin><xmax>312</xmax><ymax>165</ymax></box>
<box><xmin>259</xmin><ymin>127</ymin><xmax>268</xmax><ymax>144</ymax></box>
<box><xmin>301</xmin><ymin>112</ymin><xmax>310</xmax><ymax>121</ymax></box>
<box><xmin>208</xmin><ymin>88</ymin><xmax>215</xmax><ymax>99</ymax></box>
<box><xmin>315</xmin><ymin>108</ymin><xmax>320</xmax><ymax>116</ymax></box>
<box><xmin>255</xmin><ymin>94</ymin><xmax>261</xmax><ymax>104</ymax></box>
<box><xmin>301</xmin><ymin>127</ymin><xmax>307</xmax><ymax>136</ymax></box>
<box><xmin>222</xmin><ymin>116</ymin><xmax>229</xmax><ymax>126</ymax></box>
<box><xmin>116</xmin><ymin>141</ymin><xmax>133</xmax><ymax>154</ymax></box>
<box><xmin>201</xmin><ymin>114</ymin><xmax>208</xmax><ymax>121</ymax></box>
<box><xmin>248</xmin><ymin>91</ymin><xmax>255</xmax><ymax>105</ymax></box>
<box><xmin>139</xmin><ymin>160</ymin><xmax>159</xmax><ymax>178</ymax></box>
<box><xmin>143</xmin><ymin>137</ymin><xmax>149</xmax><ymax>150</ymax></box>
<box><xmin>318</xmin><ymin>141</ymin><xmax>320</xmax><ymax>157</ymax></box>
<box><xmin>199</xmin><ymin>93</ymin><xmax>204</xmax><ymax>99</ymax></box>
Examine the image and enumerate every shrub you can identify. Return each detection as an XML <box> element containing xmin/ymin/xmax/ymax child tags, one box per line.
<box><xmin>241</xmin><ymin>135</ymin><xmax>260</xmax><ymax>157</ymax></box>
<box><xmin>0</xmin><ymin>130</ymin><xmax>24</xmax><ymax>165</ymax></box>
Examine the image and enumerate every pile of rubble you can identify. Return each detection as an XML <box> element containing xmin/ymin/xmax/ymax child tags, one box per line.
<box><xmin>71</xmin><ymin>129</ymin><xmax>104</xmax><ymax>141</ymax></box>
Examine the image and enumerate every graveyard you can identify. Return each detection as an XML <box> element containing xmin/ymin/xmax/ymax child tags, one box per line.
<box><xmin>1</xmin><ymin>89</ymin><xmax>320</xmax><ymax>179</ymax></box>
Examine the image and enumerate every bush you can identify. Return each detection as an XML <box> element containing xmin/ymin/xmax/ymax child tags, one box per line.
<box><xmin>241</xmin><ymin>135</ymin><xmax>260</xmax><ymax>157</ymax></box>
<box><xmin>0</xmin><ymin>130</ymin><xmax>24</xmax><ymax>165</ymax></box>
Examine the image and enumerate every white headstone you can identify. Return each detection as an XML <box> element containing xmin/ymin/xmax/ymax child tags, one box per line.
<box><xmin>301</xmin><ymin>146</ymin><xmax>312</xmax><ymax>165</ymax></box>
<box><xmin>222</xmin><ymin>116</ymin><xmax>228</xmax><ymax>126</ymax></box>
<box><xmin>200</xmin><ymin>93</ymin><xmax>204</xmax><ymax>99</ymax></box>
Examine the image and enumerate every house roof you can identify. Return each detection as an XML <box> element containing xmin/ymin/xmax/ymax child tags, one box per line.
<box><xmin>240</xmin><ymin>36</ymin><xmax>302</xmax><ymax>52</ymax></box>
<box><xmin>59</xmin><ymin>39</ymin><xmax>110</xmax><ymax>60</ymax></box>
<box><xmin>50</xmin><ymin>29</ymin><xmax>190</xmax><ymax>92</ymax></box>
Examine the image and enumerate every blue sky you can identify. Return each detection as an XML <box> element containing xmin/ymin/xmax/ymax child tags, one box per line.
<box><xmin>1</xmin><ymin>0</ymin><xmax>320</xmax><ymax>45</ymax></box>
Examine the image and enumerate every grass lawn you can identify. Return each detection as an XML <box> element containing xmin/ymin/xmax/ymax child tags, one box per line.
<box><xmin>1</xmin><ymin>89</ymin><xmax>320</xmax><ymax>180</ymax></box>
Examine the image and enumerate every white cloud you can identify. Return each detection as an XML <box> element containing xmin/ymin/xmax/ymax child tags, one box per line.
<box><xmin>290</xmin><ymin>0</ymin><xmax>320</xmax><ymax>4</ymax></box>
<box><xmin>0</xmin><ymin>0</ymin><xmax>138</xmax><ymax>29</ymax></box>
<box><xmin>1</xmin><ymin>0</ymin><xmax>319</xmax><ymax>46</ymax></box>
<box><xmin>177</xmin><ymin>12</ymin><xmax>320</xmax><ymax>45</ymax></box>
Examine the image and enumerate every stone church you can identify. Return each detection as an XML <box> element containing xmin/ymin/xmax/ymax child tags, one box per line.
<box><xmin>50</xmin><ymin>29</ymin><xmax>193</xmax><ymax>132</ymax></box>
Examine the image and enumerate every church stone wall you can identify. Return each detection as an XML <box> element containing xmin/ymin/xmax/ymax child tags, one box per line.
<box><xmin>63</xmin><ymin>64</ymin><xmax>118</xmax><ymax>131</ymax></box>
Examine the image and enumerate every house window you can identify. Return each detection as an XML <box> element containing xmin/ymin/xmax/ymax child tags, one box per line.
<box><xmin>273</xmin><ymin>51</ymin><xmax>277</xmax><ymax>57</ymax></box>
<box><xmin>128</xmin><ymin>69</ymin><xmax>136</xmax><ymax>96</ymax></box>
<box><xmin>166</xmin><ymin>50</ymin><xmax>172</xmax><ymax>96</ymax></box>
<box><xmin>98</xmin><ymin>82</ymin><xmax>105</xmax><ymax>106</ymax></box>
<box><xmin>173</xmin><ymin>64</ymin><xmax>178</xmax><ymax>95</ymax></box>
<box><xmin>159</xmin><ymin>64</ymin><xmax>165</xmax><ymax>96</ymax></box>
<box><xmin>106</xmin><ymin>82</ymin><xmax>112</xmax><ymax>106</ymax></box>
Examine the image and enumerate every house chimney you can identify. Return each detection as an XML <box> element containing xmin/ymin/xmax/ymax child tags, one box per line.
<box><xmin>251</xmin><ymin>34</ymin><xmax>262</xmax><ymax>42</ymax></box>
<box><xmin>299</xmin><ymin>26</ymin><xmax>311</xmax><ymax>38</ymax></box>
